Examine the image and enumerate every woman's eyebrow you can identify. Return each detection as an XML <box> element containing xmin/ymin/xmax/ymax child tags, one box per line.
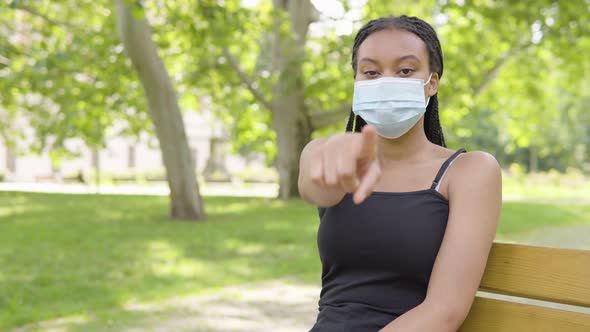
<box><xmin>359</xmin><ymin>57</ymin><xmax>380</xmax><ymax>65</ymax></box>
<box><xmin>359</xmin><ymin>55</ymin><xmax>421</xmax><ymax>65</ymax></box>
<box><xmin>397</xmin><ymin>55</ymin><xmax>421</xmax><ymax>63</ymax></box>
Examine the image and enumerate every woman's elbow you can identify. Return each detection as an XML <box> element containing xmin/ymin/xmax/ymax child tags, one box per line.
<box><xmin>425</xmin><ymin>300</ymin><xmax>471</xmax><ymax>331</ymax></box>
<box><xmin>445</xmin><ymin>307</ymin><xmax>469</xmax><ymax>331</ymax></box>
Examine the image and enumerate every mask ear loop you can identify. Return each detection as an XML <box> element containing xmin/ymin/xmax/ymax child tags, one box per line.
<box><xmin>424</xmin><ymin>73</ymin><xmax>433</xmax><ymax>107</ymax></box>
<box><xmin>423</xmin><ymin>73</ymin><xmax>433</xmax><ymax>86</ymax></box>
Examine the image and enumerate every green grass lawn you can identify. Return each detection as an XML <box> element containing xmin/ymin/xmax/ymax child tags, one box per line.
<box><xmin>502</xmin><ymin>171</ymin><xmax>590</xmax><ymax>201</ymax></box>
<box><xmin>1</xmin><ymin>192</ymin><xmax>590</xmax><ymax>330</ymax></box>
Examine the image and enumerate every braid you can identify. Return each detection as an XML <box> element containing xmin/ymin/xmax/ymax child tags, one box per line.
<box><xmin>425</xmin><ymin>95</ymin><xmax>445</xmax><ymax>146</ymax></box>
<box><xmin>345</xmin><ymin>108</ymin><xmax>366</xmax><ymax>132</ymax></box>
<box><xmin>347</xmin><ymin>15</ymin><xmax>446</xmax><ymax>147</ymax></box>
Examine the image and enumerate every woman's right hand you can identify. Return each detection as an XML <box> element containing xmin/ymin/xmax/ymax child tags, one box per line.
<box><xmin>299</xmin><ymin>125</ymin><xmax>382</xmax><ymax>207</ymax></box>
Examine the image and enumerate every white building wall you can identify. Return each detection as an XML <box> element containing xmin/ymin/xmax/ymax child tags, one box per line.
<box><xmin>0</xmin><ymin>138</ymin><xmax>6</xmax><ymax>174</ymax></box>
<box><xmin>0</xmin><ymin>110</ymin><xmax>255</xmax><ymax>182</ymax></box>
<box><xmin>101</xmin><ymin>137</ymin><xmax>132</xmax><ymax>173</ymax></box>
<box><xmin>14</xmin><ymin>153</ymin><xmax>48</xmax><ymax>181</ymax></box>
<box><xmin>60</xmin><ymin>138</ymin><xmax>92</xmax><ymax>176</ymax></box>
<box><xmin>134</xmin><ymin>143</ymin><xmax>164</xmax><ymax>172</ymax></box>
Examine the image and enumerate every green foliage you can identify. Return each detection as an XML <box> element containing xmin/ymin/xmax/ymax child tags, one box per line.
<box><xmin>154</xmin><ymin>1</ymin><xmax>356</xmax><ymax>162</ymax></box>
<box><xmin>366</xmin><ymin>0</ymin><xmax>590</xmax><ymax>171</ymax></box>
<box><xmin>1</xmin><ymin>0</ymin><xmax>589</xmax><ymax>172</ymax></box>
<box><xmin>0</xmin><ymin>0</ymin><xmax>149</xmax><ymax>154</ymax></box>
<box><xmin>136</xmin><ymin>0</ymin><xmax>279</xmax><ymax>160</ymax></box>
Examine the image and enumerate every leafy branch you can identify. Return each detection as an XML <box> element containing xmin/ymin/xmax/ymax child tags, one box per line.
<box><xmin>308</xmin><ymin>104</ymin><xmax>350</xmax><ymax>130</ymax></box>
<box><xmin>8</xmin><ymin>2</ymin><xmax>77</xmax><ymax>28</ymax></box>
<box><xmin>222</xmin><ymin>46</ymin><xmax>273</xmax><ymax>111</ymax></box>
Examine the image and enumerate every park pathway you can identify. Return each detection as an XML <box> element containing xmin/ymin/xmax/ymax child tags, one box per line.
<box><xmin>120</xmin><ymin>280</ymin><xmax>319</xmax><ymax>332</ymax></box>
<box><xmin>0</xmin><ymin>182</ymin><xmax>278</xmax><ymax>198</ymax></box>
<box><xmin>12</xmin><ymin>279</ymin><xmax>319</xmax><ymax>332</ymax></box>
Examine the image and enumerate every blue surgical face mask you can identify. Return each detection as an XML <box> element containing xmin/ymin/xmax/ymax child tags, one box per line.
<box><xmin>352</xmin><ymin>74</ymin><xmax>432</xmax><ymax>139</ymax></box>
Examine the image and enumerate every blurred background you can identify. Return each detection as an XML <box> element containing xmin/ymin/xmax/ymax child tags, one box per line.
<box><xmin>1</xmin><ymin>0</ymin><xmax>589</xmax><ymax>331</ymax></box>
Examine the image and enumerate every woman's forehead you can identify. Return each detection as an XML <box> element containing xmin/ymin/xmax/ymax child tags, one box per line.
<box><xmin>358</xmin><ymin>29</ymin><xmax>428</xmax><ymax>63</ymax></box>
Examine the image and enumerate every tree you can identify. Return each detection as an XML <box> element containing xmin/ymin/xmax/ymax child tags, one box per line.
<box><xmin>438</xmin><ymin>0</ymin><xmax>590</xmax><ymax>171</ymax></box>
<box><xmin>3</xmin><ymin>0</ymin><xmax>588</xmax><ymax>212</ymax></box>
<box><xmin>364</xmin><ymin>0</ymin><xmax>590</xmax><ymax>172</ymax></box>
<box><xmin>115</xmin><ymin>0</ymin><xmax>205</xmax><ymax>220</ymax></box>
<box><xmin>1</xmin><ymin>0</ymin><xmax>205</xmax><ymax>220</ymax></box>
<box><xmin>177</xmin><ymin>0</ymin><xmax>354</xmax><ymax>199</ymax></box>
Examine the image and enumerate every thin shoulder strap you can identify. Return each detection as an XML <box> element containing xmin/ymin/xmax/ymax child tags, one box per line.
<box><xmin>431</xmin><ymin>148</ymin><xmax>467</xmax><ymax>191</ymax></box>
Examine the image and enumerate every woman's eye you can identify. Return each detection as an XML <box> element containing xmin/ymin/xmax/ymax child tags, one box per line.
<box><xmin>363</xmin><ymin>71</ymin><xmax>379</xmax><ymax>77</ymax></box>
<box><xmin>399</xmin><ymin>68</ymin><xmax>414</xmax><ymax>75</ymax></box>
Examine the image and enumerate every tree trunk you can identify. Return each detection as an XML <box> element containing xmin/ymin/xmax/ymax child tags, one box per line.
<box><xmin>203</xmin><ymin>138</ymin><xmax>231</xmax><ymax>182</ymax></box>
<box><xmin>127</xmin><ymin>143</ymin><xmax>136</xmax><ymax>169</ymax></box>
<box><xmin>273</xmin><ymin>93</ymin><xmax>312</xmax><ymax>199</ymax></box>
<box><xmin>92</xmin><ymin>148</ymin><xmax>100</xmax><ymax>188</ymax></box>
<box><xmin>529</xmin><ymin>145</ymin><xmax>538</xmax><ymax>173</ymax></box>
<box><xmin>115</xmin><ymin>0</ymin><xmax>205</xmax><ymax>220</ymax></box>
<box><xmin>271</xmin><ymin>0</ymin><xmax>315</xmax><ymax>199</ymax></box>
<box><xmin>6</xmin><ymin>147</ymin><xmax>16</xmax><ymax>174</ymax></box>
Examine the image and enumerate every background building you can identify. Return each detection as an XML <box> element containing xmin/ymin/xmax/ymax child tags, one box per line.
<box><xmin>0</xmin><ymin>110</ymin><xmax>259</xmax><ymax>183</ymax></box>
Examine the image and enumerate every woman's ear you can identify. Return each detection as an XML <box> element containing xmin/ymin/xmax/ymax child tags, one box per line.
<box><xmin>428</xmin><ymin>72</ymin><xmax>439</xmax><ymax>97</ymax></box>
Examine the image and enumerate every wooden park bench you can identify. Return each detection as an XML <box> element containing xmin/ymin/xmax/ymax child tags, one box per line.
<box><xmin>460</xmin><ymin>242</ymin><xmax>590</xmax><ymax>331</ymax></box>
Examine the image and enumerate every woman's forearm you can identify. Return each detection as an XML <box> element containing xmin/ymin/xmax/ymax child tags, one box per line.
<box><xmin>379</xmin><ymin>301</ymin><xmax>462</xmax><ymax>332</ymax></box>
<box><xmin>298</xmin><ymin>138</ymin><xmax>346</xmax><ymax>207</ymax></box>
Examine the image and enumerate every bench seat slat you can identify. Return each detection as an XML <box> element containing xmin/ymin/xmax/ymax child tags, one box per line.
<box><xmin>460</xmin><ymin>297</ymin><xmax>590</xmax><ymax>331</ymax></box>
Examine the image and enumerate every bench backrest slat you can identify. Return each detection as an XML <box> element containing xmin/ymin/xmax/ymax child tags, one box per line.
<box><xmin>479</xmin><ymin>242</ymin><xmax>590</xmax><ymax>307</ymax></box>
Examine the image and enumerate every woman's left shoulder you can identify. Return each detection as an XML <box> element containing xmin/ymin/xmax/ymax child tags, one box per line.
<box><xmin>458</xmin><ymin>150</ymin><xmax>500</xmax><ymax>169</ymax></box>
<box><xmin>451</xmin><ymin>150</ymin><xmax>502</xmax><ymax>184</ymax></box>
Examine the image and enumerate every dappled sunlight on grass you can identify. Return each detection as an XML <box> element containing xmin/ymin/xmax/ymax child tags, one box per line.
<box><xmin>206</xmin><ymin>201</ymin><xmax>254</xmax><ymax>215</ymax></box>
<box><xmin>498</xmin><ymin>201</ymin><xmax>590</xmax><ymax>237</ymax></box>
<box><xmin>0</xmin><ymin>205</ymin><xmax>25</xmax><ymax>218</ymax></box>
<box><xmin>140</xmin><ymin>240</ymin><xmax>211</xmax><ymax>279</ymax></box>
<box><xmin>0</xmin><ymin>194</ymin><xmax>57</xmax><ymax>221</ymax></box>
<box><xmin>503</xmin><ymin>172</ymin><xmax>590</xmax><ymax>201</ymax></box>
<box><xmin>496</xmin><ymin>201</ymin><xmax>590</xmax><ymax>249</ymax></box>
<box><xmin>16</xmin><ymin>314</ymin><xmax>91</xmax><ymax>332</ymax></box>
<box><xmin>0</xmin><ymin>192</ymin><xmax>319</xmax><ymax>329</ymax></box>
<box><xmin>2</xmin><ymin>191</ymin><xmax>589</xmax><ymax>330</ymax></box>
<box><xmin>223</xmin><ymin>239</ymin><xmax>267</xmax><ymax>255</ymax></box>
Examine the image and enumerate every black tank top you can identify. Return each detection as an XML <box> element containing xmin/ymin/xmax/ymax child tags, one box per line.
<box><xmin>310</xmin><ymin>149</ymin><xmax>466</xmax><ymax>332</ymax></box>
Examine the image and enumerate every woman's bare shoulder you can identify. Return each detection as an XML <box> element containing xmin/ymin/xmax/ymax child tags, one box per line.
<box><xmin>456</xmin><ymin>150</ymin><xmax>500</xmax><ymax>171</ymax></box>
<box><xmin>447</xmin><ymin>150</ymin><xmax>502</xmax><ymax>192</ymax></box>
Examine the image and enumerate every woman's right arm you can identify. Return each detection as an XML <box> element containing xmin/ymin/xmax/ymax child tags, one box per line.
<box><xmin>297</xmin><ymin>125</ymin><xmax>382</xmax><ymax>208</ymax></box>
<box><xmin>298</xmin><ymin>137</ymin><xmax>347</xmax><ymax>207</ymax></box>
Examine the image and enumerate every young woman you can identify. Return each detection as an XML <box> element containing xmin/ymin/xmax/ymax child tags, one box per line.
<box><xmin>298</xmin><ymin>16</ymin><xmax>502</xmax><ymax>331</ymax></box>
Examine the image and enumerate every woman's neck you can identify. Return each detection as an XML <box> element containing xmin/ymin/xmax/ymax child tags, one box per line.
<box><xmin>376</xmin><ymin>122</ymin><xmax>433</xmax><ymax>164</ymax></box>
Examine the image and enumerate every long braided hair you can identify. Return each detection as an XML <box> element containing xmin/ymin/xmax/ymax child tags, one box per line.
<box><xmin>346</xmin><ymin>15</ymin><xmax>446</xmax><ymax>147</ymax></box>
